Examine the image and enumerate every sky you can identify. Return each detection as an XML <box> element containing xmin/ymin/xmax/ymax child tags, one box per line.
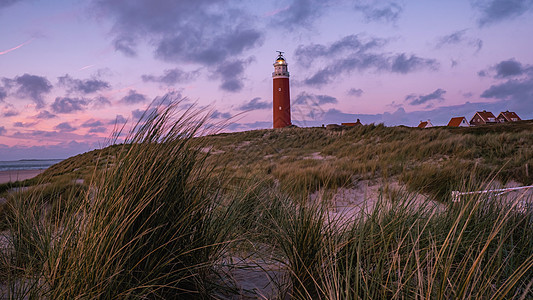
<box><xmin>1</xmin><ymin>0</ymin><xmax>532</xmax><ymax>160</ymax></box>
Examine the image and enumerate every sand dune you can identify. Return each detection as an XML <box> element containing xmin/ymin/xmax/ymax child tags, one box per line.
<box><xmin>0</xmin><ymin>170</ymin><xmax>43</xmax><ymax>184</ymax></box>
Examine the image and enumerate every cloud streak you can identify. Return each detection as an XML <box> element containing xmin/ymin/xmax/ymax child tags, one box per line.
<box><xmin>0</xmin><ymin>38</ymin><xmax>33</xmax><ymax>55</ymax></box>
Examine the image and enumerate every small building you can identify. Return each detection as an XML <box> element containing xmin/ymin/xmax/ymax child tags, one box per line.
<box><xmin>497</xmin><ymin>111</ymin><xmax>521</xmax><ymax>122</ymax></box>
<box><xmin>470</xmin><ymin>110</ymin><xmax>499</xmax><ymax>126</ymax></box>
<box><xmin>341</xmin><ymin>119</ymin><xmax>362</xmax><ymax>127</ymax></box>
<box><xmin>326</xmin><ymin>124</ymin><xmax>343</xmax><ymax>131</ymax></box>
<box><xmin>417</xmin><ymin>119</ymin><xmax>433</xmax><ymax>128</ymax></box>
<box><xmin>447</xmin><ymin>117</ymin><xmax>469</xmax><ymax>127</ymax></box>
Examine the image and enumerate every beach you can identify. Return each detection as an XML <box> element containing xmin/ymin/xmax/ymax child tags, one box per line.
<box><xmin>0</xmin><ymin>169</ymin><xmax>44</xmax><ymax>184</ymax></box>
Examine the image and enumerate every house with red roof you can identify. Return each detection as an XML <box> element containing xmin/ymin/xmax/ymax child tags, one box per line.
<box><xmin>447</xmin><ymin>117</ymin><xmax>469</xmax><ymax>127</ymax></box>
<box><xmin>470</xmin><ymin>110</ymin><xmax>499</xmax><ymax>126</ymax></box>
<box><xmin>497</xmin><ymin>111</ymin><xmax>521</xmax><ymax>122</ymax></box>
<box><xmin>341</xmin><ymin>119</ymin><xmax>362</xmax><ymax>127</ymax></box>
<box><xmin>417</xmin><ymin>119</ymin><xmax>433</xmax><ymax>128</ymax></box>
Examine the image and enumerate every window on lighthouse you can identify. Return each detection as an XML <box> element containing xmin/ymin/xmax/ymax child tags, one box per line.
<box><xmin>278</xmin><ymin>88</ymin><xmax>281</xmax><ymax>91</ymax></box>
<box><xmin>279</xmin><ymin>106</ymin><xmax>282</xmax><ymax>110</ymax></box>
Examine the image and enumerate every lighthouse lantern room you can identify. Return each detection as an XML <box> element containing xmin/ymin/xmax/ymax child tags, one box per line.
<box><xmin>272</xmin><ymin>51</ymin><xmax>291</xmax><ymax>128</ymax></box>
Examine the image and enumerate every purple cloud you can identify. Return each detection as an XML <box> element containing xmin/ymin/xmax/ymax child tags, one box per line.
<box><xmin>0</xmin><ymin>126</ymin><xmax>6</xmax><ymax>135</ymax></box>
<box><xmin>4</xmin><ymin>74</ymin><xmax>53</xmax><ymax>108</ymax></box>
<box><xmin>88</xmin><ymin>127</ymin><xmax>107</xmax><ymax>133</ymax></box>
<box><xmin>292</xmin><ymin>92</ymin><xmax>338</xmax><ymax>120</ymax></box>
<box><xmin>58</xmin><ymin>74</ymin><xmax>111</xmax><ymax>94</ymax></box>
<box><xmin>113</xmin><ymin>36</ymin><xmax>137</xmax><ymax>57</ymax></box>
<box><xmin>55</xmin><ymin>122</ymin><xmax>77</xmax><ymax>132</ymax></box>
<box><xmin>347</xmin><ymin>88</ymin><xmax>363</xmax><ymax>97</ymax></box>
<box><xmin>494</xmin><ymin>59</ymin><xmax>525</xmax><ymax>78</ymax></box>
<box><xmin>0</xmin><ymin>0</ymin><xmax>22</xmax><ymax>9</ymax></box>
<box><xmin>94</xmin><ymin>0</ymin><xmax>262</xmax><ymax>65</ymax></box>
<box><xmin>271</xmin><ymin>0</ymin><xmax>328</xmax><ymax>29</ymax></box>
<box><xmin>405</xmin><ymin>88</ymin><xmax>446</xmax><ymax>106</ymax></box>
<box><xmin>296</xmin><ymin>35</ymin><xmax>438</xmax><ymax>86</ymax></box>
<box><xmin>480</xmin><ymin>75</ymin><xmax>533</xmax><ymax>111</ymax></box>
<box><xmin>2</xmin><ymin>104</ymin><xmax>19</xmax><ymax>117</ymax></box>
<box><xmin>0</xmin><ymin>86</ymin><xmax>6</xmax><ymax>102</ymax></box>
<box><xmin>479</xmin><ymin>58</ymin><xmax>531</xmax><ymax>79</ymax></box>
<box><xmin>391</xmin><ymin>54</ymin><xmax>439</xmax><ymax>74</ymax></box>
<box><xmin>35</xmin><ymin>110</ymin><xmax>57</xmax><ymax>119</ymax></box>
<box><xmin>51</xmin><ymin>97</ymin><xmax>90</xmax><ymax>113</ymax></box>
<box><xmin>121</xmin><ymin>90</ymin><xmax>147</xmax><ymax>104</ymax></box>
<box><xmin>238</xmin><ymin>97</ymin><xmax>270</xmax><ymax>111</ymax></box>
<box><xmin>14</xmin><ymin>121</ymin><xmax>37</xmax><ymax>128</ymax></box>
<box><xmin>435</xmin><ymin>29</ymin><xmax>483</xmax><ymax>53</ymax></box>
<box><xmin>354</xmin><ymin>1</ymin><xmax>403</xmax><ymax>23</ymax></box>
<box><xmin>212</xmin><ymin>58</ymin><xmax>253</xmax><ymax>92</ymax></box>
<box><xmin>92</xmin><ymin>96</ymin><xmax>111</xmax><ymax>108</ymax></box>
<box><xmin>81</xmin><ymin>119</ymin><xmax>104</xmax><ymax>128</ymax></box>
<box><xmin>294</xmin><ymin>92</ymin><xmax>338</xmax><ymax>105</ymax></box>
<box><xmin>92</xmin><ymin>0</ymin><xmax>263</xmax><ymax>92</ymax></box>
<box><xmin>211</xmin><ymin>110</ymin><xmax>231</xmax><ymax>119</ymax></box>
<box><xmin>109</xmin><ymin>114</ymin><xmax>127</xmax><ymax>125</ymax></box>
<box><xmin>132</xmin><ymin>107</ymin><xmax>157</xmax><ymax>120</ymax></box>
<box><xmin>475</xmin><ymin>0</ymin><xmax>533</xmax><ymax>26</ymax></box>
<box><xmin>295</xmin><ymin>34</ymin><xmax>387</xmax><ymax>66</ymax></box>
<box><xmin>142</xmin><ymin>68</ymin><xmax>199</xmax><ymax>86</ymax></box>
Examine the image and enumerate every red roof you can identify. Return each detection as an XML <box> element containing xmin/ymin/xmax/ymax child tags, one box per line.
<box><xmin>471</xmin><ymin>111</ymin><xmax>498</xmax><ymax>123</ymax></box>
<box><xmin>342</xmin><ymin>119</ymin><xmax>362</xmax><ymax>127</ymax></box>
<box><xmin>476</xmin><ymin>110</ymin><xmax>496</xmax><ymax>122</ymax></box>
<box><xmin>418</xmin><ymin>121</ymin><xmax>428</xmax><ymax>128</ymax></box>
<box><xmin>447</xmin><ymin>117</ymin><xmax>467</xmax><ymax>127</ymax></box>
<box><xmin>497</xmin><ymin>111</ymin><xmax>521</xmax><ymax>122</ymax></box>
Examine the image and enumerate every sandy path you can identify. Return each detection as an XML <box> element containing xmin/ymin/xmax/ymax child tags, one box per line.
<box><xmin>0</xmin><ymin>170</ymin><xmax>44</xmax><ymax>184</ymax></box>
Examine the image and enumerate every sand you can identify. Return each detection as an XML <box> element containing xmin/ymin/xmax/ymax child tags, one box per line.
<box><xmin>0</xmin><ymin>169</ymin><xmax>44</xmax><ymax>184</ymax></box>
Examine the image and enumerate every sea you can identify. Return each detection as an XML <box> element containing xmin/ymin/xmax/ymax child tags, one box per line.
<box><xmin>0</xmin><ymin>159</ymin><xmax>64</xmax><ymax>172</ymax></box>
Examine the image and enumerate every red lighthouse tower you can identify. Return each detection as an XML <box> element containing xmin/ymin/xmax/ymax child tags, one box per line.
<box><xmin>272</xmin><ymin>51</ymin><xmax>291</xmax><ymax>128</ymax></box>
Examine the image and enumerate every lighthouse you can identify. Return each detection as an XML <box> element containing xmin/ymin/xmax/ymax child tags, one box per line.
<box><xmin>272</xmin><ymin>51</ymin><xmax>291</xmax><ymax>128</ymax></box>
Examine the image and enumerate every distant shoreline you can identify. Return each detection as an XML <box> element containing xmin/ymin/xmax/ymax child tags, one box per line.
<box><xmin>0</xmin><ymin>169</ymin><xmax>44</xmax><ymax>184</ymax></box>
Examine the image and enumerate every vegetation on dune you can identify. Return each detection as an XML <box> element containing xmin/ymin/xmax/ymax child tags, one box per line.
<box><xmin>1</xmin><ymin>106</ymin><xmax>532</xmax><ymax>298</ymax></box>
<box><xmin>4</xmin><ymin>118</ymin><xmax>531</xmax><ymax>203</ymax></box>
<box><xmin>199</xmin><ymin>120</ymin><xmax>533</xmax><ymax>201</ymax></box>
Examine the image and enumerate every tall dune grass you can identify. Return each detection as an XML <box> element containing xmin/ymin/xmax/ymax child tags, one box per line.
<box><xmin>263</xmin><ymin>188</ymin><xmax>533</xmax><ymax>299</ymax></box>
<box><xmin>2</xmin><ymin>101</ymin><xmax>249</xmax><ymax>298</ymax></box>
